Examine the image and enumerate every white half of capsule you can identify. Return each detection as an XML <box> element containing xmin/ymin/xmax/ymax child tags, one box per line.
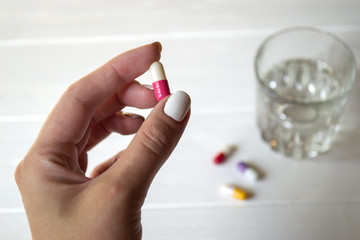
<box><xmin>219</xmin><ymin>184</ymin><xmax>247</xmax><ymax>200</ymax></box>
<box><xmin>150</xmin><ymin>61</ymin><xmax>167</xmax><ymax>81</ymax></box>
<box><xmin>222</xmin><ymin>145</ymin><xmax>237</xmax><ymax>157</ymax></box>
<box><xmin>219</xmin><ymin>184</ymin><xmax>234</xmax><ymax>197</ymax></box>
<box><xmin>243</xmin><ymin>168</ymin><xmax>259</xmax><ymax>181</ymax></box>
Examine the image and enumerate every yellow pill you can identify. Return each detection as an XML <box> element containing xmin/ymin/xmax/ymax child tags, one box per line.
<box><xmin>220</xmin><ymin>184</ymin><xmax>247</xmax><ymax>200</ymax></box>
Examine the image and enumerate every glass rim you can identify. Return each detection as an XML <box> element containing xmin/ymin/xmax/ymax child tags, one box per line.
<box><xmin>254</xmin><ymin>26</ymin><xmax>358</xmax><ymax>103</ymax></box>
<box><xmin>255</xmin><ymin>26</ymin><xmax>358</xmax><ymax>73</ymax></box>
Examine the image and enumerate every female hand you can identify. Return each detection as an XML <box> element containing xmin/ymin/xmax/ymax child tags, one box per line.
<box><xmin>15</xmin><ymin>42</ymin><xmax>191</xmax><ymax>240</ymax></box>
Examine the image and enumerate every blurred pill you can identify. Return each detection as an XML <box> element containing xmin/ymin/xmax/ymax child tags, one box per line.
<box><xmin>237</xmin><ymin>161</ymin><xmax>259</xmax><ymax>181</ymax></box>
<box><xmin>213</xmin><ymin>145</ymin><xmax>236</xmax><ymax>164</ymax></box>
<box><xmin>219</xmin><ymin>184</ymin><xmax>247</xmax><ymax>200</ymax></box>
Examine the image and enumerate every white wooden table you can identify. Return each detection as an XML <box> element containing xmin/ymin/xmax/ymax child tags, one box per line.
<box><xmin>1</xmin><ymin>1</ymin><xmax>360</xmax><ymax>239</ymax></box>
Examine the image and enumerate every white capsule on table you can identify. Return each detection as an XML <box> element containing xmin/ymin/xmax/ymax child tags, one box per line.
<box><xmin>237</xmin><ymin>161</ymin><xmax>259</xmax><ymax>181</ymax></box>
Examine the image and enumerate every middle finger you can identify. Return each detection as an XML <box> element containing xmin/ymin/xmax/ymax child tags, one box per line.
<box><xmin>92</xmin><ymin>80</ymin><xmax>157</xmax><ymax>123</ymax></box>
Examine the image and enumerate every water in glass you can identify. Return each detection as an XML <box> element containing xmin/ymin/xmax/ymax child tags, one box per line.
<box><xmin>257</xmin><ymin>58</ymin><xmax>347</xmax><ymax>158</ymax></box>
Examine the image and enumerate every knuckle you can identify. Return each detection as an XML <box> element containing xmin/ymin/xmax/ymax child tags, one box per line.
<box><xmin>65</xmin><ymin>82</ymin><xmax>95</xmax><ymax>110</ymax></box>
<box><xmin>65</xmin><ymin>82</ymin><xmax>79</xmax><ymax>98</ymax></box>
<box><xmin>141</xmin><ymin>123</ymin><xmax>173</xmax><ymax>157</ymax></box>
<box><xmin>14</xmin><ymin>160</ymin><xmax>24</xmax><ymax>186</ymax></box>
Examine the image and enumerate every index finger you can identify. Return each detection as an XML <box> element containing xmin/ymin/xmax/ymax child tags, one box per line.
<box><xmin>38</xmin><ymin>42</ymin><xmax>161</xmax><ymax>146</ymax></box>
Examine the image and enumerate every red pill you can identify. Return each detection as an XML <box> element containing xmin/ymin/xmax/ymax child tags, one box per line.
<box><xmin>213</xmin><ymin>145</ymin><xmax>236</xmax><ymax>164</ymax></box>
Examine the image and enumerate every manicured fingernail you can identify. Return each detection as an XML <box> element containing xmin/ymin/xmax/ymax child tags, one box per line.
<box><xmin>122</xmin><ymin>112</ymin><xmax>144</xmax><ymax>119</ymax></box>
<box><xmin>164</xmin><ymin>91</ymin><xmax>191</xmax><ymax>122</ymax></box>
<box><xmin>142</xmin><ymin>84</ymin><xmax>154</xmax><ymax>90</ymax></box>
<box><xmin>153</xmin><ymin>41</ymin><xmax>162</xmax><ymax>52</ymax></box>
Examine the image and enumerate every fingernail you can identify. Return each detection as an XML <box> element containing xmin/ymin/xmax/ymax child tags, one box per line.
<box><xmin>153</xmin><ymin>41</ymin><xmax>162</xmax><ymax>52</ymax></box>
<box><xmin>164</xmin><ymin>91</ymin><xmax>191</xmax><ymax>122</ymax></box>
<box><xmin>122</xmin><ymin>112</ymin><xmax>144</xmax><ymax>119</ymax></box>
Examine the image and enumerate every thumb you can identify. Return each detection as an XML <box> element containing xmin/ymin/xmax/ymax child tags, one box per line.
<box><xmin>107</xmin><ymin>91</ymin><xmax>191</xmax><ymax>195</ymax></box>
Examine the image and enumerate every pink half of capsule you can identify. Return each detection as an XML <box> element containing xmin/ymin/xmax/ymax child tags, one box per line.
<box><xmin>150</xmin><ymin>61</ymin><xmax>170</xmax><ymax>101</ymax></box>
<box><xmin>213</xmin><ymin>145</ymin><xmax>236</xmax><ymax>164</ymax></box>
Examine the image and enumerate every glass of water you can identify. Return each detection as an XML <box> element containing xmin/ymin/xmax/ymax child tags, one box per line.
<box><xmin>255</xmin><ymin>27</ymin><xmax>358</xmax><ymax>159</ymax></box>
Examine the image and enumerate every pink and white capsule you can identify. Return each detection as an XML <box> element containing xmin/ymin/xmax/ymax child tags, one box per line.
<box><xmin>150</xmin><ymin>61</ymin><xmax>171</xmax><ymax>101</ymax></box>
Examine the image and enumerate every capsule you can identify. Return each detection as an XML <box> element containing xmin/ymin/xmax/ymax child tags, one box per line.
<box><xmin>237</xmin><ymin>162</ymin><xmax>259</xmax><ymax>181</ymax></box>
<box><xmin>219</xmin><ymin>184</ymin><xmax>247</xmax><ymax>200</ymax></box>
<box><xmin>213</xmin><ymin>145</ymin><xmax>236</xmax><ymax>164</ymax></box>
<box><xmin>149</xmin><ymin>61</ymin><xmax>171</xmax><ymax>101</ymax></box>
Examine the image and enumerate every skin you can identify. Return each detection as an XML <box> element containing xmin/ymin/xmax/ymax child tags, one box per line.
<box><xmin>14</xmin><ymin>42</ymin><xmax>190</xmax><ymax>240</ymax></box>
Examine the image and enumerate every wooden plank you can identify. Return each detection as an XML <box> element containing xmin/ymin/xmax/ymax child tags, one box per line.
<box><xmin>142</xmin><ymin>203</ymin><xmax>360</xmax><ymax>240</ymax></box>
<box><xmin>0</xmin><ymin>31</ymin><xmax>359</xmax><ymax>116</ymax></box>
<box><xmin>0</xmin><ymin>0</ymin><xmax>359</xmax><ymax>39</ymax></box>
<box><xmin>0</xmin><ymin>213</ymin><xmax>30</xmax><ymax>240</ymax></box>
<box><xmin>2</xmin><ymin>108</ymin><xmax>360</xmax><ymax>209</ymax></box>
<box><xmin>3</xmin><ymin>203</ymin><xmax>360</xmax><ymax>240</ymax></box>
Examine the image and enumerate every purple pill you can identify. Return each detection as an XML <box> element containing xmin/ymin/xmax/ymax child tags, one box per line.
<box><xmin>237</xmin><ymin>162</ymin><xmax>249</xmax><ymax>172</ymax></box>
<box><xmin>237</xmin><ymin>161</ymin><xmax>259</xmax><ymax>181</ymax></box>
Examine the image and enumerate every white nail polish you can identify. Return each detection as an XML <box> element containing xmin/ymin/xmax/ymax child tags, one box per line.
<box><xmin>164</xmin><ymin>91</ymin><xmax>191</xmax><ymax>122</ymax></box>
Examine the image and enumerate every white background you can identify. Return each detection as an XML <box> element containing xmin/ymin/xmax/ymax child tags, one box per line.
<box><xmin>1</xmin><ymin>0</ymin><xmax>360</xmax><ymax>239</ymax></box>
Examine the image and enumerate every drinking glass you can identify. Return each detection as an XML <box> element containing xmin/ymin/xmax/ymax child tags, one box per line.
<box><xmin>255</xmin><ymin>27</ymin><xmax>358</xmax><ymax>159</ymax></box>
